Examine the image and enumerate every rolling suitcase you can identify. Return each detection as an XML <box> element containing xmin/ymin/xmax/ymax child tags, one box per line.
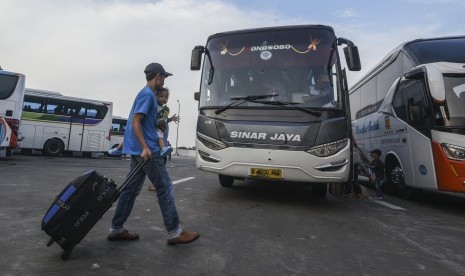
<box><xmin>41</xmin><ymin>159</ymin><xmax>147</xmax><ymax>260</ymax></box>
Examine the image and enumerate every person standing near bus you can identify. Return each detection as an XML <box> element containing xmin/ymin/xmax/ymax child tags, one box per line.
<box><xmin>107</xmin><ymin>62</ymin><xmax>199</xmax><ymax>245</ymax></box>
<box><xmin>370</xmin><ymin>149</ymin><xmax>385</xmax><ymax>200</ymax></box>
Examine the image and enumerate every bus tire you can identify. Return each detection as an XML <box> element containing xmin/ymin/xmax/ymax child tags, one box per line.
<box><xmin>43</xmin><ymin>139</ymin><xmax>64</xmax><ymax>157</ymax></box>
<box><xmin>219</xmin><ymin>174</ymin><xmax>234</xmax><ymax>187</ymax></box>
<box><xmin>312</xmin><ymin>183</ymin><xmax>328</xmax><ymax>197</ymax></box>
<box><xmin>388</xmin><ymin>162</ymin><xmax>412</xmax><ymax>199</ymax></box>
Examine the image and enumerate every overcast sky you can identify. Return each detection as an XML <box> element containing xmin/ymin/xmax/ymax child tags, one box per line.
<box><xmin>1</xmin><ymin>0</ymin><xmax>464</xmax><ymax>147</ymax></box>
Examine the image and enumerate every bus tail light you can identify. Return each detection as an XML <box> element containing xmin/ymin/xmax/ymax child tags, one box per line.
<box><xmin>307</xmin><ymin>138</ymin><xmax>348</xmax><ymax>157</ymax></box>
<box><xmin>441</xmin><ymin>143</ymin><xmax>465</xmax><ymax>160</ymax></box>
<box><xmin>4</xmin><ymin>118</ymin><xmax>19</xmax><ymax>148</ymax></box>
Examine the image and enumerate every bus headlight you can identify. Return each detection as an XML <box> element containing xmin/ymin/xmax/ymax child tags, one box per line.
<box><xmin>197</xmin><ymin>132</ymin><xmax>228</xmax><ymax>151</ymax></box>
<box><xmin>307</xmin><ymin>138</ymin><xmax>348</xmax><ymax>157</ymax></box>
<box><xmin>442</xmin><ymin>143</ymin><xmax>465</xmax><ymax>160</ymax></box>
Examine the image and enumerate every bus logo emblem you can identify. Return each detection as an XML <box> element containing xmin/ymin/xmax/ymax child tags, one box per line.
<box><xmin>260</xmin><ymin>51</ymin><xmax>272</xmax><ymax>60</ymax></box>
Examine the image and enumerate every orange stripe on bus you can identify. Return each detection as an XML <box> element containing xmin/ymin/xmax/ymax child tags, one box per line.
<box><xmin>432</xmin><ymin>141</ymin><xmax>465</xmax><ymax>193</ymax></box>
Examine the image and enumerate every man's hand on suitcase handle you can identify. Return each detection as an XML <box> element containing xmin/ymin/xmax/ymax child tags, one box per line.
<box><xmin>141</xmin><ymin>146</ymin><xmax>152</xmax><ymax>161</ymax></box>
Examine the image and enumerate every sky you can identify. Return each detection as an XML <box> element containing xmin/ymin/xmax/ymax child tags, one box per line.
<box><xmin>1</xmin><ymin>0</ymin><xmax>464</xmax><ymax>147</ymax></box>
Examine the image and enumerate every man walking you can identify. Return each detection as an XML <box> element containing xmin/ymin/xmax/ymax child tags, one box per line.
<box><xmin>108</xmin><ymin>62</ymin><xmax>199</xmax><ymax>245</ymax></box>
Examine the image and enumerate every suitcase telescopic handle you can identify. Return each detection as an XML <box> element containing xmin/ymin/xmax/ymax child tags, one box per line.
<box><xmin>118</xmin><ymin>158</ymin><xmax>149</xmax><ymax>192</ymax></box>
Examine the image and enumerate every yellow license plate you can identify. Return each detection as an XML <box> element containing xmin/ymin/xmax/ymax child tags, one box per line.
<box><xmin>249</xmin><ymin>168</ymin><xmax>283</xmax><ymax>179</ymax></box>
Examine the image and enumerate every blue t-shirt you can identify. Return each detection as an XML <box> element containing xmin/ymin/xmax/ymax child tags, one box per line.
<box><xmin>122</xmin><ymin>86</ymin><xmax>159</xmax><ymax>155</ymax></box>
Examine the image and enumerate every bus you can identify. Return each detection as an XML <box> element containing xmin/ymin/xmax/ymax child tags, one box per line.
<box><xmin>350</xmin><ymin>36</ymin><xmax>465</xmax><ymax>198</ymax></box>
<box><xmin>19</xmin><ymin>88</ymin><xmax>113</xmax><ymax>156</ymax></box>
<box><xmin>190</xmin><ymin>25</ymin><xmax>361</xmax><ymax>197</ymax></box>
<box><xmin>0</xmin><ymin>69</ymin><xmax>25</xmax><ymax>157</ymax></box>
<box><xmin>110</xmin><ymin>115</ymin><xmax>127</xmax><ymax>149</ymax></box>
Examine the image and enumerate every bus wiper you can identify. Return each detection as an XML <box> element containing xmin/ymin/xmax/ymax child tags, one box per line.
<box><xmin>252</xmin><ymin>100</ymin><xmax>322</xmax><ymax>116</ymax></box>
<box><xmin>215</xmin><ymin>94</ymin><xmax>276</xmax><ymax>114</ymax></box>
<box><xmin>326</xmin><ymin>43</ymin><xmax>336</xmax><ymax>87</ymax></box>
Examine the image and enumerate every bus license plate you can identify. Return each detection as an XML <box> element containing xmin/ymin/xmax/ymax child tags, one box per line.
<box><xmin>249</xmin><ymin>168</ymin><xmax>283</xmax><ymax>179</ymax></box>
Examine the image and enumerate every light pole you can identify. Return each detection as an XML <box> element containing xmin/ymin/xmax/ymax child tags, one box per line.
<box><xmin>175</xmin><ymin>99</ymin><xmax>180</xmax><ymax>156</ymax></box>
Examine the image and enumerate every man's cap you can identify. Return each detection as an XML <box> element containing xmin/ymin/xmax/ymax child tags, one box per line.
<box><xmin>370</xmin><ymin>149</ymin><xmax>382</xmax><ymax>156</ymax></box>
<box><xmin>144</xmin><ymin>63</ymin><xmax>172</xmax><ymax>77</ymax></box>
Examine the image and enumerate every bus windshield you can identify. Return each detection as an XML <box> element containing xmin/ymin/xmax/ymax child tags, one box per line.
<box><xmin>407</xmin><ymin>37</ymin><xmax>465</xmax><ymax>64</ymax></box>
<box><xmin>0</xmin><ymin>73</ymin><xmax>19</xmax><ymax>100</ymax></box>
<box><xmin>199</xmin><ymin>28</ymin><xmax>341</xmax><ymax>110</ymax></box>
<box><xmin>435</xmin><ymin>75</ymin><xmax>465</xmax><ymax>130</ymax></box>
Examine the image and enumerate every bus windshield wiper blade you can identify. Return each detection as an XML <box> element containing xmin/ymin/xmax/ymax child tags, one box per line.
<box><xmin>252</xmin><ymin>100</ymin><xmax>322</xmax><ymax>116</ymax></box>
<box><xmin>214</xmin><ymin>94</ymin><xmax>276</xmax><ymax>114</ymax></box>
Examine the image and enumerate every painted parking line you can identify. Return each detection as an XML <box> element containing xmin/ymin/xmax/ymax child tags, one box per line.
<box><xmin>173</xmin><ymin>177</ymin><xmax>196</xmax><ymax>185</ymax></box>
<box><xmin>369</xmin><ymin>197</ymin><xmax>407</xmax><ymax>210</ymax></box>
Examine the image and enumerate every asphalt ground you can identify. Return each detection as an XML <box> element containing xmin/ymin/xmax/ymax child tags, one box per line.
<box><xmin>1</xmin><ymin>154</ymin><xmax>465</xmax><ymax>276</ymax></box>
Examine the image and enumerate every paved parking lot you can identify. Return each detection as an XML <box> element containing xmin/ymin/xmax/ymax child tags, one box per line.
<box><xmin>1</xmin><ymin>154</ymin><xmax>465</xmax><ymax>275</ymax></box>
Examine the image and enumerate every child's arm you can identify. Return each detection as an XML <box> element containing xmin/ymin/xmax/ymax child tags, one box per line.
<box><xmin>168</xmin><ymin>113</ymin><xmax>180</xmax><ymax>124</ymax></box>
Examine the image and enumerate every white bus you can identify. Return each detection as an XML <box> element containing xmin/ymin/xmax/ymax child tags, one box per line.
<box><xmin>110</xmin><ymin>116</ymin><xmax>127</xmax><ymax>150</ymax></box>
<box><xmin>19</xmin><ymin>88</ymin><xmax>113</xmax><ymax>156</ymax></box>
<box><xmin>0</xmin><ymin>68</ymin><xmax>25</xmax><ymax>157</ymax></box>
<box><xmin>191</xmin><ymin>25</ymin><xmax>361</xmax><ymax>197</ymax></box>
<box><xmin>350</xmin><ymin>36</ymin><xmax>465</xmax><ymax>198</ymax></box>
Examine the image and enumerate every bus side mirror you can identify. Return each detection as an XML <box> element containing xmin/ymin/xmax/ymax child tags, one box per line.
<box><xmin>191</xmin><ymin>46</ymin><xmax>204</xmax><ymax>71</ymax></box>
<box><xmin>404</xmin><ymin>67</ymin><xmax>425</xmax><ymax>80</ymax></box>
<box><xmin>194</xmin><ymin>92</ymin><xmax>200</xmax><ymax>101</ymax></box>
<box><xmin>343</xmin><ymin>45</ymin><xmax>361</xmax><ymax>71</ymax></box>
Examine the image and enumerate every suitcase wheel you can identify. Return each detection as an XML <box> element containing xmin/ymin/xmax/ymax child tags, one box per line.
<box><xmin>61</xmin><ymin>250</ymin><xmax>71</xmax><ymax>260</ymax></box>
<box><xmin>46</xmin><ymin>238</ymin><xmax>54</xmax><ymax>247</ymax></box>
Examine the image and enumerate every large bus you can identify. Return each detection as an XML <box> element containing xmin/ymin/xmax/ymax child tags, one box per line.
<box><xmin>350</xmin><ymin>36</ymin><xmax>465</xmax><ymax>198</ymax></box>
<box><xmin>19</xmin><ymin>88</ymin><xmax>113</xmax><ymax>156</ymax></box>
<box><xmin>110</xmin><ymin>115</ymin><xmax>127</xmax><ymax>149</ymax></box>
<box><xmin>190</xmin><ymin>25</ymin><xmax>361</xmax><ymax>196</ymax></box>
<box><xmin>0</xmin><ymin>68</ymin><xmax>25</xmax><ymax>157</ymax></box>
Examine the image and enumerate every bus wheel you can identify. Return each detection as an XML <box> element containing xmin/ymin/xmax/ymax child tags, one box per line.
<box><xmin>312</xmin><ymin>183</ymin><xmax>328</xmax><ymax>197</ymax></box>
<box><xmin>44</xmin><ymin>139</ymin><xmax>64</xmax><ymax>157</ymax></box>
<box><xmin>218</xmin><ymin>174</ymin><xmax>234</xmax><ymax>187</ymax></box>
<box><xmin>389</xmin><ymin>163</ymin><xmax>412</xmax><ymax>199</ymax></box>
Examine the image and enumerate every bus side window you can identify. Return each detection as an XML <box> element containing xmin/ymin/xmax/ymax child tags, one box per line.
<box><xmin>75</xmin><ymin>107</ymin><xmax>85</xmax><ymax>118</ymax></box>
<box><xmin>46</xmin><ymin>103</ymin><xmax>58</xmax><ymax>114</ymax></box>
<box><xmin>23</xmin><ymin>97</ymin><xmax>43</xmax><ymax>113</ymax></box>
<box><xmin>392</xmin><ymin>85</ymin><xmax>407</xmax><ymax>121</ymax></box>
<box><xmin>112</xmin><ymin>123</ymin><xmax>119</xmax><ymax>131</ymax></box>
<box><xmin>405</xmin><ymin>80</ymin><xmax>431</xmax><ymax>137</ymax></box>
<box><xmin>86</xmin><ymin>108</ymin><xmax>97</xmax><ymax>119</ymax></box>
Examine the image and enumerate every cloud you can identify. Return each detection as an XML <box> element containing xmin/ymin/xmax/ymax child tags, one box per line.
<box><xmin>334</xmin><ymin>8</ymin><xmax>358</xmax><ymax>18</ymax></box>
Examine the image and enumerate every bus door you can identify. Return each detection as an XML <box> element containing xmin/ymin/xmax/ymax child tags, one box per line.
<box><xmin>397</xmin><ymin>79</ymin><xmax>436</xmax><ymax>189</ymax></box>
<box><xmin>67</xmin><ymin>106</ymin><xmax>85</xmax><ymax>151</ymax></box>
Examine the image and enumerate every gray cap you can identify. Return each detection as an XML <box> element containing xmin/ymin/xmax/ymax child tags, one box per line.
<box><xmin>144</xmin><ymin>63</ymin><xmax>172</xmax><ymax>77</ymax></box>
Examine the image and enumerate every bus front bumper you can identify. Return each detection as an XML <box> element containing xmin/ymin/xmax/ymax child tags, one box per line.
<box><xmin>196</xmin><ymin>145</ymin><xmax>350</xmax><ymax>183</ymax></box>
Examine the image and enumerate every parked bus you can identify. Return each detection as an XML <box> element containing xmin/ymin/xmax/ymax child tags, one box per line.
<box><xmin>19</xmin><ymin>88</ymin><xmax>113</xmax><ymax>156</ymax></box>
<box><xmin>110</xmin><ymin>116</ymin><xmax>127</xmax><ymax>149</ymax></box>
<box><xmin>350</xmin><ymin>36</ymin><xmax>465</xmax><ymax>198</ymax></box>
<box><xmin>190</xmin><ymin>25</ymin><xmax>361</xmax><ymax>196</ymax></box>
<box><xmin>0</xmin><ymin>68</ymin><xmax>25</xmax><ymax>157</ymax></box>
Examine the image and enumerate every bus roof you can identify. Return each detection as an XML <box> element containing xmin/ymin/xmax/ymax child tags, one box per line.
<box><xmin>0</xmin><ymin>69</ymin><xmax>25</xmax><ymax>78</ymax></box>
<box><xmin>25</xmin><ymin>88</ymin><xmax>112</xmax><ymax>106</ymax></box>
<box><xmin>349</xmin><ymin>35</ymin><xmax>465</xmax><ymax>93</ymax></box>
<box><xmin>207</xmin><ymin>25</ymin><xmax>335</xmax><ymax>41</ymax></box>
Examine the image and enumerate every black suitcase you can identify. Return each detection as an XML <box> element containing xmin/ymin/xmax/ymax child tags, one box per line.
<box><xmin>41</xmin><ymin>159</ymin><xmax>146</xmax><ymax>260</ymax></box>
